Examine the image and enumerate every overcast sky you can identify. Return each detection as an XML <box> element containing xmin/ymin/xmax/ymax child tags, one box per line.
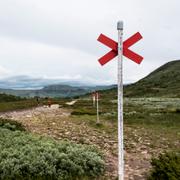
<box><xmin>0</xmin><ymin>0</ymin><xmax>179</xmax><ymax>85</ymax></box>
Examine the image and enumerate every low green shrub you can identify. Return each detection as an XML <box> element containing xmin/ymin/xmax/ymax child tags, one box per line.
<box><xmin>160</xmin><ymin>108</ymin><xmax>180</xmax><ymax>114</ymax></box>
<box><xmin>0</xmin><ymin>128</ymin><xmax>105</xmax><ymax>180</ymax></box>
<box><xmin>148</xmin><ymin>152</ymin><xmax>180</xmax><ymax>180</ymax></box>
<box><xmin>0</xmin><ymin>100</ymin><xmax>37</xmax><ymax>112</ymax></box>
<box><xmin>0</xmin><ymin>118</ymin><xmax>25</xmax><ymax>131</ymax></box>
<box><xmin>0</xmin><ymin>93</ymin><xmax>24</xmax><ymax>102</ymax></box>
<box><xmin>71</xmin><ymin>109</ymin><xmax>97</xmax><ymax>116</ymax></box>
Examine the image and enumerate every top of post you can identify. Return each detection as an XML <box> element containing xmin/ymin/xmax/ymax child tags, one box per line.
<box><xmin>117</xmin><ymin>21</ymin><xmax>123</xmax><ymax>30</ymax></box>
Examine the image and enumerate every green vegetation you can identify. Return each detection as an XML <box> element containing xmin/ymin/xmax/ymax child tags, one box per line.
<box><xmin>0</xmin><ymin>119</ymin><xmax>105</xmax><ymax>180</ymax></box>
<box><xmin>0</xmin><ymin>93</ymin><xmax>24</xmax><ymax>102</ymax></box>
<box><xmin>71</xmin><ymin>100</ymin><xmax>97</xmax><ymax>115</ymax></box>
<box><xmin>0</xmin><ymin>93</ymin><xmax>38</xmax><ymax>112</ymax></box>
<box><xmin>67</xmin><ymin>96</ymin><xmax>180</xmax><ymax>152</ymax></box>
<box><xmin>0</xmin><ymin>118</ymin><xmax>26</xmax><ymax>131</ymax></box>
<box><xmin>148</xmin><ymin>152</ymin><xmax>180</xmax><ymax>180</ymax></box>
<box><xmin>0</xmin><ymin>100</ymin><xmax>38</xmax><ymax>112</ymax></box>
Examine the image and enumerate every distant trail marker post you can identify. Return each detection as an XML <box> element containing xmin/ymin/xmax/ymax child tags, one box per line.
<box><xmin>92</xmin><ymin>92</ymin><xmax>96</xmax><ymax>107</ymax></box>
<box><xmin>97</xmin><ymin>21</ymin><xmax>143</xmax><ymax>180</ymax></box>
<box><xmin>96</xmin><ymin>92</ymin><xmax>100</xmax><ymax>124</ymax></box>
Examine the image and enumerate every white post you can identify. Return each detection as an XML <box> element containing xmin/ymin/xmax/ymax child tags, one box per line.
<box><xmin>93</xmin><ymin>93</ymin><xmax>95</xmax><ymax>107</ymax></box>
<box><xmin>96</xmin><ymin>92</ymin><xmax>100</xmax><ymax>124</ymax></box>
<box><xmin>117</xmin><ymin>21</ymin><xmax>124</xmax><ymax>180</ymax></box>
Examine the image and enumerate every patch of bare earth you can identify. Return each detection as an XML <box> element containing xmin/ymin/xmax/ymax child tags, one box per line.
<box><xmin>0</xmin><ymin>105</ymin><xmax>152</xmax><ymax>179</ymax></box>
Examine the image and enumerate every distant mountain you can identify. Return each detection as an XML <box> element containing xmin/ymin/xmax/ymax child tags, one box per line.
<box><xmin>0</xmin><ymin>74</ymin><xmax>116</xmax><ymax>98</ymax></box>
<box><xmin>0</xmin><ymin>75</ymin><xmax>98</xmax><ymax>90</ymax></box>
<box><xmin>0</xmin><ymin>84</ymin><xmax>115</xmax><ymax>98</ymax></box>
<box><xmin>124</xmin><ymin>60</ymin><xmax>180</xmax><ymax>97</ymax></box>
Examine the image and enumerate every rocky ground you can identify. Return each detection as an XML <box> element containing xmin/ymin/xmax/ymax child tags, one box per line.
<box><xmin>0</xmin><ymin>103</ymin><xmax>152</xmax><ymax>179</ymax></box>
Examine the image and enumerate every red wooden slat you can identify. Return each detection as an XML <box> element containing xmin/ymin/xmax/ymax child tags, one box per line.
<box><xmin>98</xmin><ymin>50</ymin><xmax>118</xmax><ymax>66</ymax></box>
<box><xmin>123</xmin><ymin>48</ymin><xmax>143</xmax><ymax>64</ymax></box>
<box><xmin>97</xmin><ymin>34</ymin><xmax>118</xmax><ymax>51</ymax></box>
<box><xmin>123</xmin><ymin>32</ymin><xmax>142</xmax><ymax>48</ymax></box>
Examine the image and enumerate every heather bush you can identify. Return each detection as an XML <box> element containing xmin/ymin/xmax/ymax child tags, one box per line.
<box><xmin>148</xmin><ymin>152</ymin><xmax>180</xmax><ymax>180</ymax></box>
<box><xmin>0</xmin><ymin>128</ymin><xmax>105</xmax><ymax>180</ymax></box>
<box><xmin>0</xmin><ymin>118</ymin><xmax>25</xmax><ymax>131</ymax></box>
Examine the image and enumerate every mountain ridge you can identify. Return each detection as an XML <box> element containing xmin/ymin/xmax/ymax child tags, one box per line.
<box><xmin>0</xmin><ymin>84</ymin><xmax>116</xmax><ymax>98</ymax></box>
<box><xmin>0</xmin><ymin>75</ymin><xmax>104</xmax><ymax>90</ymax></box>
<box><xmin>124</xmin><ymin>60</ymin><xmax>180</xmax><ymax>97</ymax></box>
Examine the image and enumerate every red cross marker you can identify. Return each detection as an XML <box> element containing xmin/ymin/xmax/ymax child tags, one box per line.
<box><xmin>97</xmin><ymin>32</ymin><xmax>143</xmax><ymax>65</ymax></box>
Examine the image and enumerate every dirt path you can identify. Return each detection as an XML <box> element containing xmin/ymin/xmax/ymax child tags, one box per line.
<box><xmin>66</xmin><ymin>100</ymin><xmax>77</xmax><ymax>105</ymax></box>
<box><xmin>0</xmin><ymin>105</ymin><xmax>151</xmax><ymax>179</ymax></box>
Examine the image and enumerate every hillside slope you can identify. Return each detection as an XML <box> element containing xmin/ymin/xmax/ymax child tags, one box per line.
<box><xmin>124</xmin><ymin>60</ymin><xmax>180</xmax><ymax>97</ymax></box>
